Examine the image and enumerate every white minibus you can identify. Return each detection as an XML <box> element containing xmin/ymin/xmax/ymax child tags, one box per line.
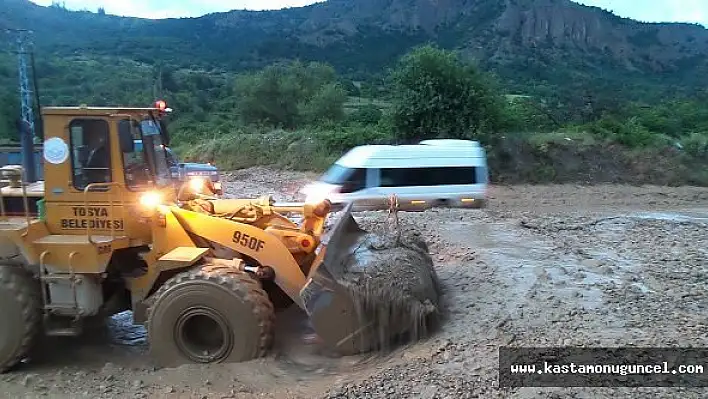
<box><xmin>301</xmin><ymin>139</ymin><xmax>489</xmax><ymax>211</ymax></box>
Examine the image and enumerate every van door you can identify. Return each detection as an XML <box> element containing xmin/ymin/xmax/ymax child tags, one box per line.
<box><xmin>351</xmin><ymin>168</ymin><xmax>386</xmax><ymax>210</ymax></box>
<box><xmin>368</xmin><ymin>167</ymin><xmax>419</xmax><ymax>206</ymax></box>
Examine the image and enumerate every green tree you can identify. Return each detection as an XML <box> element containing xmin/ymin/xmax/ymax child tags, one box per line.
<box><xmin>233</xmin><ymin>60</ymin><xmax>345</xmax><ymax>129</ymax></box>
<box><xmin>234</xmin><ymin>65</ymin><xmax>301</xmax><ymax>128</ymax></box>
<box><xmin>500</xmin><ymin>96</ymin><xmax>559</xmax><ymax>132</ymax></box>
<box><xmin>350</xmin><ymin>103</ymin><xmax>383</xmax><ymax>125</ymax></box>
<box><xmin>389</xmin><ymin>44</ymin><xmax>503</xmax><ymax>142</ymax></box>
<box><xmin>300</xmin><ymin>83</ymin><xmax>347</xmax><ymax>125</ymax></box>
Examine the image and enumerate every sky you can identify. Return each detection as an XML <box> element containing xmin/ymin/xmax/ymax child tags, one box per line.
<box><xmin>574</xmin><ymin>0</ymin><xmax>707</xmax><ymax>26</ymax></box>
<box><xmin>29</xmin><ymin>1</ymin><xmax>708</xmax><ymax>26</ymax></box>
<box><xmin>30</xmin><ymin>0</ymin><xmax>325</xmax><ymax>19</ymax></box>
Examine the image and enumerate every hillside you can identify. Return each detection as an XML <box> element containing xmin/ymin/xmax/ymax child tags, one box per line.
<box><xmin>2</xmin><ymin>0</ymin><xmax>707</xmax><ymax>93</ymax></box>
<box><xmin>0</xmin><ymin>0</ymin><xmax>706</xmax><ymax>185</ymax></box>
<box><xmin>1</xmin><ymin>0</ymin><xmax>707</xmax><ymax>138</ymax></box>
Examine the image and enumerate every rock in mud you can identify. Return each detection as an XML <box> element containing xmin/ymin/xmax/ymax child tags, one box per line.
<box><xmin>337</xmin><ymin>227</ymin><xmax>443</xmax><ymax>351</ymax></box>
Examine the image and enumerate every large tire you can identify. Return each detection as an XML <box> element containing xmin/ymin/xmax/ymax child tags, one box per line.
<box><xmin>0</xmin><ymin>266</ymin><xmax>41</xmax><ymax>373</ymax></box>
<box><xmin>146</xmin><ymin>263</ymin><xmax>275</xmax><ymax>368</ymax></box>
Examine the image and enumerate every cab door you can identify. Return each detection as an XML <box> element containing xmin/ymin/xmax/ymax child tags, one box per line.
<box><xmin>42</xmin><ymin>117</ymin><xmax>148</xmax><ymax>242</ymax></box>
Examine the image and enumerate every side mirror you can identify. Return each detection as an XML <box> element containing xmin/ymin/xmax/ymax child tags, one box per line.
<box><xmin>119</xmin><ymin>128</ymin><xmax>134</xmax><ymax>153</ymax></box>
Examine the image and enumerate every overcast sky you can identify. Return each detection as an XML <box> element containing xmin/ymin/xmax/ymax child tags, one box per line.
<box><xmin>30</xmin><ymin>1</ymin><xmax>708</xmax><ymax>26</ymax></box>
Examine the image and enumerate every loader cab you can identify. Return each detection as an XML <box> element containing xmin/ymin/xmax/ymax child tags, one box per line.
<box><xmin>40</xmin><ymin>106</ymin><xmax>174</xmax><ymax>243</ymax></box>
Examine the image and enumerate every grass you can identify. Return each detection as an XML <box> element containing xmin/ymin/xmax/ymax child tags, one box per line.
<box><xmin>525</xmin><ymin>130</ymin><xmax>601</xmax><ymax>149</ymax></box>
<box><xmin>176</xmin><ymin>129</ymin><xmax>347</xmax><ymax>171</ymax></box>
<box><xmin>174</xmin><ymin>125</ymin><xmax>708</xmax><ymax>186</ymax></box>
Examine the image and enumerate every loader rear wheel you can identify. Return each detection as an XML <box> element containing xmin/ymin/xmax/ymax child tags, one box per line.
<box><xmin>0</xmin><ymin>266</ymin><xmax>41</xmax><ymax>373</ymax></box>
<box><xmin>146</xmin><ymin>263</ymin><xmax>275</xmax><ymax>368</ymax></box>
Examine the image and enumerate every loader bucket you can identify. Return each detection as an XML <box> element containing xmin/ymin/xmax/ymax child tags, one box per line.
<box><xmin>300</xmin><ymin>202</ymin><xmax>441</xmax><ymax>356</ymax></box>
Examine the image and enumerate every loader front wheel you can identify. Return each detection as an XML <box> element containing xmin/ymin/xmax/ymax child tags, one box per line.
<box><xmin>146</xmin><ymin>264</ymin><xmax>275</xmax><ymax>368</ymax></box>
<box><xmin>0</xmin><ymin>266</ymin><xmax>41</xmax><ymax>373</ymax></box>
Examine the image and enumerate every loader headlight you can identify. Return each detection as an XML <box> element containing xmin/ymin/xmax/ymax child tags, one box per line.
<box><xmin>139</xmin><ymin>191</ymin><xmax>163</xmax><ymax>209</ymax></box>
<box><xmin>189</xmin><ymin>177</ymin><xmax>206</xmax><ymax>193</ymax></box>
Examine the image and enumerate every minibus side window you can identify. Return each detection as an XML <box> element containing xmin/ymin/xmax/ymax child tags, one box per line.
<box><xmin>380</xmin><ymin>167</ymin><xmax>477</xmax><ymax>187</ymax></box>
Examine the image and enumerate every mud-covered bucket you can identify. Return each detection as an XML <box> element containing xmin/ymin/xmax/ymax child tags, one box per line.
<box><xmin>300</xmin><ymin>203</ymin><xmax>442</xmax><ymax>355</ymax></box>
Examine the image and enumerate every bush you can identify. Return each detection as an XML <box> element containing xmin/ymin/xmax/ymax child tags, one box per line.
<box><xmin>311</xmin><ymin>125</ymin><xmax>392</xmax><ymax>152</ymax></box>
<box><xmin>233</xmin><ymin>61</ymin><xmax>346</xmax><ymax>129</ymax></box>
<box><xmin>300</xmin><ymin>83</ymin><xmax>348</xmax><ymax>125</ymax></box>
<box><xmin>499</xmin><ymin>96</ymin><xmax>559</xmax><ymax>132</ymax></box>
<box><xmin>177</xmin><ymin>125</ymin><xmax>394</xmax><ymax>172</ymax></box>
<box><xmin>681</xmin><ymin>132</ymin><xmax>708</xmax><ymax>158</ymax></box>
<box><xmin>526</xmin><ymin>130</ymin><xmax>599</xmax><ymax>150</ymax></box>
<box><xmin>349</xmin><ymin>103</ymin><xmax>383</xmax><ymax>125</ymax></box>
<box><xmin>388</xmin><ymin>44</ymin><xmax>504</xmax><ymax>142</ymax></box>
<box><xmin>583</xmin><ymin>115</ymin><xmax>672</xmax><ymax>148</ymax></box>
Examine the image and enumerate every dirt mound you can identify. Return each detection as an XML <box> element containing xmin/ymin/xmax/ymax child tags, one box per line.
<box><xmin>489</xmin><ymin>137</ymin><xmax>708</xmax><ymax>186</ymax></box>
<box><xmin>312</xmin><ymin>210</ymin><xmax>443</xmax><ymax>356</ymax></box>
<box><xmin>339</xmin><ymin>228</ymin><xmax>442</xmax><ymax>348</ymax></box>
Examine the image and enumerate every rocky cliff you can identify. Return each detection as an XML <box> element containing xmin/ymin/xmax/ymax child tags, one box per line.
<box><xmin>2</xmin><ymin>0</ymin><xmax>707</xmax><ymax>98</ymax></box>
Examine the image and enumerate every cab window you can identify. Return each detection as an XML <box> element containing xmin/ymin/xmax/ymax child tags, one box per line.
<box><xmin>119</xmin><ymin>120</ymin><xmax>151</xmax><ymax>189</ymax></box>
<box><xmin>70</xmin><ymin>119</ymin><xmax>111</xmax><ymax>191</ymax></box>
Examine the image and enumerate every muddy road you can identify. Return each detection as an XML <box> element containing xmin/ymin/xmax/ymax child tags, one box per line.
<box><xmin>1</xmin><ymin>167</ymin><xmax>707</xmax><ymax>398</ymax></box>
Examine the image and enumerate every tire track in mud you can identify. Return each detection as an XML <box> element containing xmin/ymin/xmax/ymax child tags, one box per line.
<box><xmin>433</xmin><ymin>215</ymin><xmax>626</xmax><ymax>343</ymax></box>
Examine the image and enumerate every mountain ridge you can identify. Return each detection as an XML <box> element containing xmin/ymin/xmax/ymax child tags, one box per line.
<box><xmin>2</xmin><ymin>0</ymin><xmax>707</xmax><ymax>102</ymax></box>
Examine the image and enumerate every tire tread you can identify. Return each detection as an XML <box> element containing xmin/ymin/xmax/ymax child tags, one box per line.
<box><xmin>146</xmin><ymin>262</ymin><xmax>275</xmax><ymax>361</ymax></box>
<box><xmin>0</xmin><ymin>266</ymin><xmax>41</xmax><ymax>373</ymax></box>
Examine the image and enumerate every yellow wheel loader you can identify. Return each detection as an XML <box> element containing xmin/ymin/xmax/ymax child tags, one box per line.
<box><xmin>0</xmin><ymin>104</ymin><xmax>440</xmax><ymax>371</ymax></box>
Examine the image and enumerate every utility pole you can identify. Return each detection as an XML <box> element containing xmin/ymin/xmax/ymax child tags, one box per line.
<box><xmin>6</xmin><ymin>28</ymin><xmax>37</xmax><ymax>183</ymax></box>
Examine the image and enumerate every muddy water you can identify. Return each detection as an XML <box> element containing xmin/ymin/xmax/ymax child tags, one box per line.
<box><xmin>441</xmin><ymin>219</ymin><xmax>608</xmax><ymax>315</ymax></box>
<box><xmin>97</xmin><ymin>302</ymin><xmax>399</xmax><ymax>382</ymax></box>
<box><xmin>433</xmin><ymin>214</ymin><xmax>636</xmax><ymax>351</ymax></box>
<box><xmin>632</xmin><ymin>210</ymin><xmax>708</xmax><ymax>222</ymax></box>
<box><xmin>340</xmin><ymin>232</ymin><xmax>441</xmax><ymax>344</ymax></box>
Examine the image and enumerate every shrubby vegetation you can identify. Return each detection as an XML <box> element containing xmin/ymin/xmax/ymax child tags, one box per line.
<box><xmin>388</xmin><ymin>46</ymin><xmax>503</xmax><ymax>142</ymax></box>
<box><xmin>232</xmin><ymin>62</ymin><xmax>348</xmax><ymax>128</ymax></box>
<box><xmin>180</xmin><ymin>45</ymin><xmax>706</xmax><ymax>183</ymax></box>
<box><xmin>0</xmin><ymin>43</ymin><xmax>705</xmax><ymax>184</ymax></box>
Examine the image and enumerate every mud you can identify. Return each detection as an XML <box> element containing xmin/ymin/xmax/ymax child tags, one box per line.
<box><xmin>302</xmin><ymin>207</ymin><xmax>442</xmax><ymax>357</ymax></box>
<box><xmin>335</xmin><ymin>227</ymin><xmax>442</xmax><ymax>351</ymax></box>
<box><xmin>1</xmin><ymin>168</ymin><xmax>707</xmax><ymax>398</ymax></box>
